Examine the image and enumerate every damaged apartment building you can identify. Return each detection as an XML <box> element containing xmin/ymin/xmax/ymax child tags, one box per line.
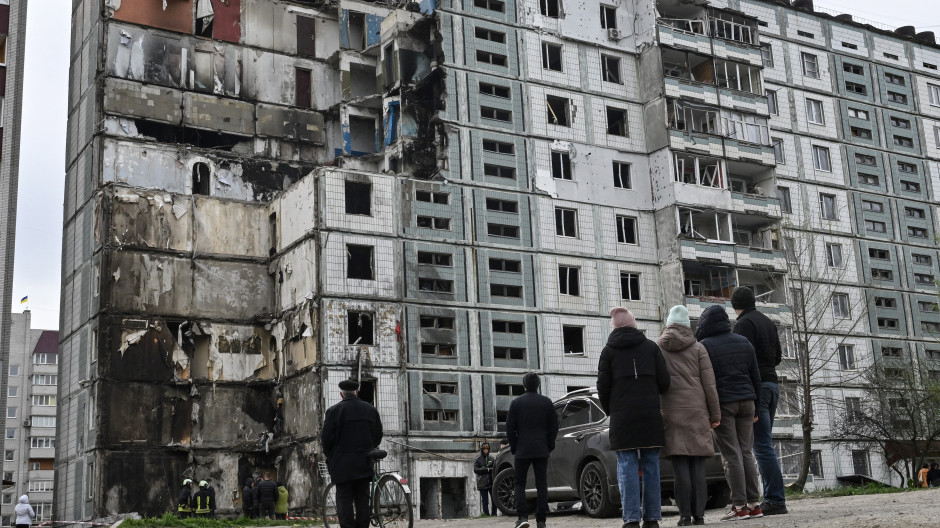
<box><xmin>56</xmin><ymin>0</ymin><xmax>940</xmax><ymax>520</ymax></box>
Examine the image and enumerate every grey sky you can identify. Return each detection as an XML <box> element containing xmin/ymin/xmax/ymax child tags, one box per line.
<box><xmin>8</xmin><ymin>0</ymin><xmax>940</xmax><ymax>330</ymax></box>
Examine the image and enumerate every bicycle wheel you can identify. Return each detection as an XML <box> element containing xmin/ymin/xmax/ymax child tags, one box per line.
<box><xmin>373</xmin><ymin>474</ymin><xmax>413</xmax><ymax>528</ymax></box>
<box><xmin>321</xmin><ymin>481</ymin><xmax>340</xmax><ymax>528</ymax></box>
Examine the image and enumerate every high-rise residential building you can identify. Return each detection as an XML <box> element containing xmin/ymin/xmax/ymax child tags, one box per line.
<box><xmin>0</xmin><ymin>0</ymin><xmax>29</xmax><ymax>487</ymax></box>
<box><xmin>2</xmin><ymin>311</ymin><xmax>58</xmax><ymax>527</ymax></box>
<box><xmin>57</xmin><ymin>0</ymin><xmax>940</xmax><ymax>520</ymax></box>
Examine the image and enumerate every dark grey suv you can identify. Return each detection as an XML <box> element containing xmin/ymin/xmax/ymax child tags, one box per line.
<box><xmin>492</xmin><ymin>389</ymin><xmax>730</xmax><ymax>518</ymax></box>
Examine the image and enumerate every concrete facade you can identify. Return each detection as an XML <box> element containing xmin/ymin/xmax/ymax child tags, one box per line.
<box><xmin>2</xmin><ymin>312</ymin><xmax>57</xmax><ymax>527</ymax></box>
<box><xmin>56</xmin><ymin>0</ymin><xmax>940</xmax><ymax>521</ymax></box>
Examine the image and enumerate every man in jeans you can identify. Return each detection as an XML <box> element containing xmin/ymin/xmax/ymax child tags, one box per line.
<box><xmin>506</xmin><ymin>373</ymin><xmax>558</xmax><ymax>528</ymax></box>
<box><xmin>732</xmin><ymin>287</ymin><xmax>789</xmax><ymax>516</ymax></box>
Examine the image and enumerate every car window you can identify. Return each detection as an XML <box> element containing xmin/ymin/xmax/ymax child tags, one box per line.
<box><xmin>589</xmin><ymin>400</ymin><xmax>606</xmax><ymax>422</ymax></box>
<box><xmin>559</xmin><ymin>399</ymin><xmax>591</xmax><ymax>429</ymax></box>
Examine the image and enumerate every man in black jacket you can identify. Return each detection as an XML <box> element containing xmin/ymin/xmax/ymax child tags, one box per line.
<box><xmin>323</xmin><ymin>379</ymin><xmax>384</xmax><ymax>528</ymax></box>
<box><xmin>242</xmin><ymin>477</ymin><xmax>255</xmax><ymax>518</ymax></box>
<box><xmin>473</xmin><ymin>442</ymin><xmax>496</xmax><ymax>516</ymax></box>
<box><xmin>696</xmin><ymin>304</ymin><xmax>762</xmax><ymax>521</ymax></box>
<box><xmin>506</xmin><ymin>372</ymin><xmax>558</xmax><ymax>528</ymax></box>
<box><xmin>597</xmin><ymin>307</ymin><xmax>670</xmax><ymax>528</ymax></box>
<box><xmin>732</xmin><ymin>287</ymin><xmax>788</xmax><ymax>516</ymax></box>
<box><xmin>256</xmin><ymin>473</ymin><xmax>279</xmax><ymax>519</ymax></box>
<box><xmin>177</xmin><ymin>479</ymin><xmax>194</xmax><ymax>517</ymax></box>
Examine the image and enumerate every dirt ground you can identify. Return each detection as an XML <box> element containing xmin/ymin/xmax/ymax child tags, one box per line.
<box><xmin>414</xmin><ymin>487</ymin><xmax>940</xmax><ymax>528</ymax></box>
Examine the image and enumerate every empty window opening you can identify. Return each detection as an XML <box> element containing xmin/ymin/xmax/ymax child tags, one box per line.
<box><xmin>347</xmin><ymin>245</ymin><xmax>375</xmax><ymax>280</ymax></box>
<box><xmin>349</xmin><ymin>116</ymin><xmax>377</xmax><ymax>154</ymax></box>
<box><xmin>845</xmin><ymin>80</ymin><xmax>867</xmax><ymax>95</ymax></box>
<box><xmin>546</xmin><ymin>95</ymin><xmax>570</xmax><ymax>126</ymax></box>
<box><xmin>420</xmin><ymin>315</ymin><xmax>455</xmax><ymax>329</ymax></box>
<box><xmin>551</xmin><ymin>151</ymin><xmax>571</xmax><ymax>179</ymax></box>
<box><xmin>419</xmin><ymin>478</ymin><xmax>467</xmax><ymax>520</ymax></box>
<box><xmin>607</xmin><ymin>107</ymin><xmax>627</xmax><ymax>136</ymax></box>
<box><xmin>667</xmin><ymin>99</ymin><xmax>718</xmax><ymax>135</ymax></box>
<box><xmin>295</xmin><ymin>68</ymin><xmax>312</xmax><ymax>108</ymax></box>
<box><xmin>484</xmin><ymin>164</ymin><xmax>516</xmax><ymax>179</ymax></box>
<box><xmin>874</xmin><ymin>297</ymin><xmax>897</xmax><ymax>308</ymax></box>
<box><xmin>488</xmin><ymin>223</ymin><xmax>519</xmax><ymax>238</ymax></box>
<box><xmin>495</xmin><ymin>383</ymin><xmax>526</xmax><ymax>396</ymax></box>
<box><xmin>474</xmin><ymin>27</ymin><xmax>506</xmax><ymax>43</ymax></box>
<box><xmin>419</xmin><ymin>278</ymin><xmax>454</xmax><ymax>293</ymax></box>
<box><xmin>474</xmin><ymin>0</ymin><xmax>505</xmax><ymax>12</ymax></box>
<box><xmin>600</xmin><ymin>5</ymin><xmax>617</xmax><ymax>29</ymax></box>
<box><xmin>192</xmin><ymin>162</ymin><xmax>210</xmax><ymax>196</ymax></box>
<box><xmin>843</xmin><ymin>62</ymin><xmax>864</xmax><ymax>75</ymax></box>
<box><xmin>421</xmin><ymin>343</ymin><xmax>456</xmax><ymax>357</ymax></box>
<box><xmin>193</xmin><ymin>50</ymin><xmax>214</xmax><ymax>92</ymax></box>
<box><xmin>555</xmin><ymin>208</ymin><xmax>578</xmax><ymax>237</ymax></box>
<box><xmin>871</xmin><ymin>268</ymin><xmax>893</xmax><ymax>280</ymax></box>
<box><xmin>682</xmin><ymin>263</ymin><xmax>736</xmax><ymax>298</ymax></box>
<box><xmin>489</xmin><ymin>258</ymin><xmax>521</xmax><ymax>272</ymax></box>
<box><xmin>850</xmin><ymin>127</ymin><xmax>872</xmax><ymax>139</ymax></box>
<box><xmin>348</xmin><ymin>12</ymin><xmax>366</xmax><ymax>50</ymax></box>
<box><xmin>415</xmin><ymin>190</ymin><xmax>449</xmax><ymax>204</ymax></box>
<box><xmin>356</xmin><ymin>378</ymin><xmax>376</xmax><ymax>405</ymax></box>
<box><xmin>348</xmin><ymin>311</ymin><xmax>374</xmax><ymax>345</ymax></box>
<box><xmin>482</xmin><ymin>139</ymin><xmax>514</xmax><ymax>154</ymax></box>
<box><xmin>540</xmin><ymin>0</ymin><xmax>560</xmax><ymax>18</ymax></box>
<box><xmin>674</xmin><ymin>153</ymin><xmax>723</xmax><ymax>187</ymax></box>
<box><xmin>900</xmin><ymin>180</ymin><xmax>921</xmax><ymax>193</ymax></box>
<box><xmin>562</xmin><ymin>326</ymin><xmax>584</xmax><ymax>354</ymax></box>
<box><xmin>493</xmin><ymin>320</ymin><xmax>524</xmax><ymax>333</ymax></box>
<box><xmin>269</xmin><ymin>213</ymin><xmax>277</xmax><ymax>256</ymax></box>
<box><xmin>417</xmin><ymin>216</ymin><xmax>451</xmax><ymax>230</ymax></box>
<box><xmin>494</xmin><ymin>347</ymin><xmax>525</xmax><ymax>360</ymax></box>
<box><xmin>542</xmin><ymin>43</ymin><xmax>563</xmax><ymax>71</ymax></box>
<box><xmin>559</xmin><ymin>266</ymin><xmax>580</xmax><ymax>296</ymax></box>
<box><xmin>620</xmin><ymin>272</ymin><xmax>641</xmax><ymax>300</ymax></box>
<box><xmin>490</xmin><ymin>283</ymin><xmax>522</xmax><ymax>298</ymax></box>
<box><xmin>477</xmin><ymin>50</ymin><xmax>508</xmax><ymax>67</ymax></box>
<box><xmin>486</xmin><ymin>198</ymin><xmax>518</xmax><ymax>213</ymax></box>
<box><xmin>905</xmin><ymin>207</ymin><xmax>926</xmax><ymax>219</ymax></box>
<box><xmin>616</xmin><ymin>215</ymin><xmax>637</xmax><ymax>244</ymax></box>
<box><xmin>918</xmin><ymin>301</ymin><xmax>939</xmax><ymax>312</ymax></box>
<box><xmin>602</xmin><ymin>54</ymin><xmax>621</xmax><ymax>84</ymax></box>
<box><xmin>481</xmin><ymin>106</ymin><xmax>512</xmax><ymax>122</ymax></box>
<box><xmin>417</xmin><ymin>252</ymin><xmax>452</xmax><ymax>266</ymax></box>
<box><xmin>613</xmin><ymin>162</ymin><xmax>631</xmax><ymax>188</ymax></box>
<box><xmin>662</xmin><ymin>48</ymin><xmax>714</xmax><ymax>82</ymax></box>
<box><xmin>678</xmin><ymin>208</ymin><xmax>731</xmax><ymax>242</ymax></box>
<box><xmin>913</xmin><ymin>254</ymin><xmax>932</xmax><ymax>265</ymax></box>
<box><xmin>345</xmin><ymin>180</ymin><xmax>371</xmax><ymax>215</ymax></box>
<box><xmin>898</xmin><ymin>161</ymin><xmax>917</xmax><ymax>173</ymax></box>
<box><xmin>480</xmin><ymin>82</ymin><xmax>511</xmax><ymax>98</ymax></box>
<box><xmin>350</xmin><ymin>63</ymin><xmax>376</xmax><ymax>99</ymax></box>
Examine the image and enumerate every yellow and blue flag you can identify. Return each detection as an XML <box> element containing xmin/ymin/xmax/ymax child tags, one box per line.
<box><xmin>19</xmin><ymin>296</ymin><xmax>28</xmax><ymax>305</ymax></box>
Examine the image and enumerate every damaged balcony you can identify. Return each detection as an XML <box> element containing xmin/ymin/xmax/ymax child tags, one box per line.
<box><xmin>678</xmin><ymin>207</ymin><xmax>736</xmax><ymax>265</ymax></box>
<box><xmin>667</xmin><ymin>99</ymin><xmax>724</xmax><ymax>157</ymax></box>
<box><xmin>656</xmin><ymin>0</ymin><xmax>711</xmax><ymax>55</ymax></box>
<box><xmin>727</xmin><ymin>159</ymin><xmax>780</xmax><ymax>217</ymax></box>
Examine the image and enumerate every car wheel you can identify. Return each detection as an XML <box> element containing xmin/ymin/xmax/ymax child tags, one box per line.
<box><xmin>493</xmin><ymin>467</ymin><xmax>518</xmax><ymax>516</ymax></box>
<box><xmin>579</xmin><ymin>461</ymin><xmax>618</xmax><ymax>518</ymax></box>
<box><xmin>705</xmin><ymin>481</ymin><xmax>731</xmax><ymax>510</ymax></box>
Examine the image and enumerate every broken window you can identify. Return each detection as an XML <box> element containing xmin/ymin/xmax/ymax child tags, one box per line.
<box><xmin>613</xmin><ymin>162</ymin><xmax>631</xmax><ymax>188</ymax></box>
<box><xmin>345</xmin><ymin>181</ymin><xmax>371</xmax><ymax>215</ymax></box>
<box><xmin>193</xmin><ymin>50</ymin><xmax>214</xmax><ymax>92</ymax></box>
<box><xmin>295</xmin><ymin>68</ymin><xmax>312</xmax><ymax>108</ymax></box>
<box><xmin>710</xmin><ymin>12</ymin><xmax>757</xmax><ymax>44</ymax></box>
<box><xmin>474</xmin><ymin>0</ymin><xmax>505</xmax><ymax>12</ymax></box>
<box><xmin>423</xmin><ymin>382</ymin><xmax>458</xmax><ymax>395</ymax></box>
<box><xmin>383</xmin><ymin>44</ymin><xmax>397</xmax><ymax>86</ymax></box>
<box><xmin>474</xmin><ymin>27</ymin><xmax>506</xmax><ymax>44</ymax></box>
<box><xmin>417</xmin><ymin>252</ymin><xmax>453</xmax><ymax>266</ymax></box>
<box><xmin>349</xmin><ymin>116</ymin><xmax>377</xmax><ymax>154</ymax></box>
<box><xmin>419</xmin><ymin>278</ymin><xmax>454</xmax><ymax>293</ymax></box>
<box><xmin>601</xmin><ymin>54</ymin><xmax>621</xmax><ymax>84</ymax></box>
<box><xmin>297</xmin><ymin>16</ymin><xmax>316</xmax><ymax>57</ymax></box>
<box><xmin>348</xmin><ymin>311</ymin><xmax>374</xmax><ymax>345</ymax></box>
<box><xmin>492</xmin><ymin>320</ymin><xmax>524</xmax><ymax>333</ymax></box>
<box><xmin>197</xmin><ymin>0</ymin><xmax>214</xmax><ymax>37</ymax></box>
<box><xmin>600</xmin><ymin>5</ymin><xmax>617</xmax><ymax>29</ymax></box>
<box><xmin>484</xmin><ymin>164</ymin><xmax>516</xmax><ymax>179</ymax></box>
<box><xmin>551</xmin><ymin>151</ymin><xmax>571</xmax><ymax>179</ymax></box>
<box><xmin>667</xmin><ymin>99</ymin><xmax>718</xmax><ymax>135</ymax></box>
<box><xmin>495</xmin><ymin>383</ymin><xmax>526</xmax><ymax>396</ymax></box>
<box><xmin>482</xmin><ymin>139</ymin><xmax>514</xmax><ymax>154</ymax></box>
<box><xmin>421</xmin><ymin>344</ymin><xmax>456</xmax><ymax>357</ymax></box>
<box><xmin>480</xmin><ymin>82</ymin><xmax>511</xmax><ymax>98</ymax></box>
<box><xmin>423</xmin><ymin>408</ymin><xmax>458</xmax><ymax>420</ymax></box>
<box><xmin>415</xmin><ymin>190</ymin><xmax>449</xmax><ymax>204</ymax></box>
<box><xmin>562</xmin><ymin>326</ymin><xmax>584</xmax><ymax>354</ymax></box>
<box><xmin>559</xmin><ymin>266</ymin><xmax>580</xmax><ymax>296</ymax></box>
<box><xmin>616</xmin><ymin>215</ymin><xmax>637</xmax><ymax>244</ymax></box>
<box><xmin>542</xmin><ymin>43</ymin><xmax>563</xmax><ymax>71</ymax></box>
<box><xmin>607</xmin><ymin>106</ymin><xmax>626</xmax><ymax>136</ymax></box>
<box><xmin>481</xmin><ymin>106</ymin><xmax>512</xmax><ymax>122</ymax></box>
<box><xmin>494</xmin><ymin>347</ymin><xmax>525</xmax><ymax>360</ymax></box>
<box><xmin>555</xmin><ymin>207</ymin><xmax>578</xmax><ymax>237</ymax></box>
<box><xmin>662</xmin><ymin>48</ymin><xmax>714</xmax><ymax>83</ymax></box>
<box><xmin>489</xmin><ymin>258</ymin><xmax>522</xmax><ymax>272</ymax></box>
<box><xmin>620</xmin><ymin>272</ymin><xmax>641</xmax><ymax>300</ymax></box>
<box><xmin>476</xmin><ymin>50</ymin><xmax>508</xmax><ymax>67</ymax></box>
<box><xmin>487</xmin><ymin>223</ymin><xmax>519</xmax><ymax>238</ymax></box>
<box><xmin>678</xmin><ymin>208</ymin><xmax>732</xmax><ymax>242</ymax></box>
<box><xmin>346</xmin><ymin>245</ymin><xmax>375</xmax><ymax>280</ymax></box>
<box><xmin>490</xmin><ymin>284</ymin><xmax>522</xmax><ymax>297</ymax></box>
<box><xmin>416</xmin><ymin>216</ymin><xmax>451</xmax><ymax>230</ymax></box>
<box><xmin>722</xmin><ymin>111</ymin><xmax>769</xmax><ymax>145</ymax></box>
<box><xmin>540</xmin><ymin>0</ymin><xmax>561</xmax><ymax>18</ymax></box>
<box><xmin>420</xmin><ymin>316</ymin><xmax>455</xmax><ymax>329</ymax></box>
<box><xmin>715</xmin><ymin>59</ymin><xmax>762</xmax><ymax>94</ymax></box>
<box><xmin>192</xmin><ymin>162</ymin><xmax>210</xmax><ymax>196</ymax></box>
<box><xmin>347</xmin><ymin>12</ymin><xmax>366</xmax><ymax>50</ymax></box>
<box><xmin>546</xmin><ymin>95</ymin><xmax>570</xmax><ymax>126</ymax></box>
<box><xmin>682</xmin><ymin>263</ymin><xmax>737</xmax><ymax>298</ymax></box>
<box><xmin>674</xmin><ymin>153</ymin><xmax>723</xmax><ymax>187</ymax></box>
<box><xmin>486</xmin><ymin>198</ymin><xmax>518</xmax><ymax>213</ymax></box>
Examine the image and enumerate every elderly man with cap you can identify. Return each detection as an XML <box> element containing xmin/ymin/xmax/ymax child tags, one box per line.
<box><xmin>731</xmin><ymin>286</ymin><xmax>788</xmax><ymax>516</ymax></box>
<box><xmin>505</xmin><ymin>372</ymin><xmax>558</xmax><ymax>528</ymax></box>
<box><xmin>598</xmin><ymin>307</ymin><xmax>670</xmax><ymax>528</ymax></box>
<box><xmin>322</xmin><ymin>378</ymin><xmax>384</xmax><ymax>528</ymax></box>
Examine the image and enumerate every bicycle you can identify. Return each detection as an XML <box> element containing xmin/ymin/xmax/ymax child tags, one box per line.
<box><xmin>321</xmin><ymin>448</ymin><xmax>414</xmax><ymax>528</ymax></box>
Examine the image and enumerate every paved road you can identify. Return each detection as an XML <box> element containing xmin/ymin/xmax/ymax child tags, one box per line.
<box><xmin>414</xmin><ymin>487</ymin><xmax>940</xmax><ymax>528</ymax></box>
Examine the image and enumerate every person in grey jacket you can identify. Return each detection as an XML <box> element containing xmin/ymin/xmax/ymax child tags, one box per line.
<box><xmin>14</xmin><ymin>495</ymin><xmax>36</xmax><ymax>528</ymax></box>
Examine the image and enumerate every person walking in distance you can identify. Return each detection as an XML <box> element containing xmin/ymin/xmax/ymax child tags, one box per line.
<box><xmin>323</xmin><ymin>379</ymin><xmax>384</xmax><ymax>528</ymax></box>
<box><xmin>506</xmin><ymin>372</ymin><xmax>558</xmax><ymax>528</ymax></box>
<box><xmin>658</xmin><ymin>305</ymin><xmax>721</xmax><ymax>526</ymax></box>
<box><xmin>14</xmin><ymin>495</ymin><xmax>36</xmax><ymax>528</ymax></box>
<box><xmin>474</xmin><ymin>442</ymin><xmax>497</xmax><ymax>516</ymax></box>
<box><xmin>598</xmin><ymin>307</ymin><xmax>671</xmax><ymax>528</ymax></box>
<box><xmin>696</xmin><ymin>305</ymin><xmax>763</xmax><ymax>521</ymax></box>
<box><xmin>731</xmin><ymin>286</ymin><xmax>788</xmax><ymax>516</ymax></box>
<box><xmin>256</xmin><ymin>473</ymin><xmax>279</xmax><ymax>519</ymax></box>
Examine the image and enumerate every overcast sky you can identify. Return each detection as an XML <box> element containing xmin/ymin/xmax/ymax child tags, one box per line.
<box><xmin>9</xmin><ymin>0</ymin><xmax>940</xmax><ymax>331</ymax></box>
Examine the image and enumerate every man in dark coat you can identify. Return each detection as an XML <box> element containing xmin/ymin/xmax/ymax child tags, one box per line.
<box><xmin>597</xmin><ymin>307</ymin><xmax>670</xmax><ymax>528</ymax></box>
<box><xmin>192</xmin><ymin>481</ymin><xmax>213</xmax><ymax>517</ymax></box>
<box><xmin>473</xmin><ymin>442</ymin><xmax>497</xmax><ymax>516</ymax></box>
<box><xmin>506</xmin><ymin>372</ymin><xmax>558</xmax><ymax>528</ymax></box>
<box><xmin>696</xmin><ymin>304</ymin><xmax>762</xmax><ymax>521</ymax></box>
<box><xmin>256</xmin><ymin>472</ymin><xmax>279</xmax><ymax>519</ymax></box>
<box><xmin>242</xmin><ymin>477</ymin><xmax>255</xmax><ymax>518</ymax></box>
<box><xmin>732</xmin><ymin>287</ymin><xmax>788</xmax><ymax>516</ymax></box>
<box><xmin>322</xmin><ymin>379</ymin><xmax>384</xmax><ymax>528</ymax></box>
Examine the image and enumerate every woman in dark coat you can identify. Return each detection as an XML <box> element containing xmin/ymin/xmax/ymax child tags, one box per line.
<box><xmin>597</xmin><ymin>307</ymin><xmax>670</xmax><ymax>528</ymax></box>
<box><xmin>473</xmin><ymin>443</ymin><xmax>497</xmax><ymax>516</ymax></box>
<box><xmin>658</xmin><ymin>305</ymin><xmax>721</xmax><ymax>526</ymax></box>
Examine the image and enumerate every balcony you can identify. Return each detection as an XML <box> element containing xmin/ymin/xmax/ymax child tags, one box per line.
<box><xmin>717</xmin><ymin>87</ymin><xmax>769</xmax><ymax>115</ymax></box>
<box><xmin>735</xmin><ymin>245</ymin><xmax>787</xmax><ymax>271</ymax></box>
<box><xmin>664</xmin><ymin>76</ymin><xmax>719</xmax><ymax>106</ymax></box>
<box><xmin>711</xmin><ymin>38</ymin><xmax>763</xmax><ymax>67</ymax></box>
<box><xmin>658</xmin><ymin>22</ymin><xmax>712</xmax><ymax>55</ymax></box>
<box><xmin>727</xmin><ymin>160</ymin><xmax>781</xmax><ymax>217</ymax></box>
<box><xmin>669</xmin><ymin>129</ymin><xmax>724</xmax><ymax>158</ymax></box>
<box><xmin>724</xmin><ymin>138</ymin><xmax>775</xmax><ymax>165</ymax></box>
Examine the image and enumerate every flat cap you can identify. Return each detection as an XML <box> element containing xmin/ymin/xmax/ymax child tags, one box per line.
<box><xmin>339</xmin><ymin>379</ymin><xmax>360</xmax><ymax>391</ymax></box>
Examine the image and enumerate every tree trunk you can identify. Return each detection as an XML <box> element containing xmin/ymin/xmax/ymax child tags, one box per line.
<box><xmin>793</xmin><ymin>412</ymin><xmax>813</xmax><ymax>491</ymax></box>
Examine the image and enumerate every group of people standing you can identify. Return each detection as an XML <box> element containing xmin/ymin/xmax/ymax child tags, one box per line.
<box><xmin>501</xmin><ymin>286</ymin><xmax>789</xmax><ymax>528</ymax></box>
<box><xmin>240</xmin><ymin>472</ymin><xmax>290</xmax><ymax>519</ymax></box>
<box><xmin>917</xmin><ymin>462</ymin><xmax>940</xmax><ymax>487</ymax></box>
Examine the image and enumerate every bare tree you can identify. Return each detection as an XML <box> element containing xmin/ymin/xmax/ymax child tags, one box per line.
<box><xmin>831</xmin><ymin>358</ymin><xmax>940</xmax><ymax>486</ymax></box>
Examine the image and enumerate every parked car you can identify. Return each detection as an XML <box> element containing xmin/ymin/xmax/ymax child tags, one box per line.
<box><xmin>492</xmin><ymin>388</ymin><xmax>730</xmax><ymax>518</ymax></box>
